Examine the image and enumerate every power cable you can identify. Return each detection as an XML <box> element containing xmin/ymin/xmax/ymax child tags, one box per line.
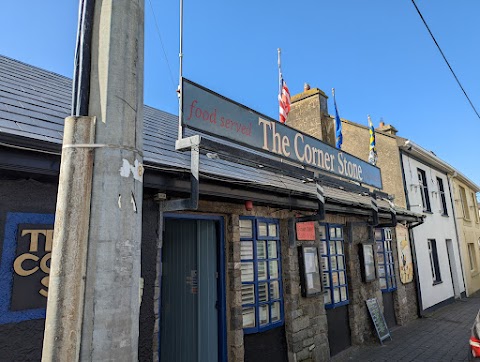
<box><xmin>411</xmin><ymin>0</ymin><xmax>480</xmax><ymax>120</ymax></box>
<box><xmin>147</xmin><ymin>0</ymin><xmax>177</xmax><ymax>92</ymax></box>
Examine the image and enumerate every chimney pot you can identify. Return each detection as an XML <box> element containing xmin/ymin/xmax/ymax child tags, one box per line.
<box><xmin>304</xmin><ymin>83</ymin><xmax>310</xmax><ymax>92</ymax></box>
<box><xmin>379</xmin><ymin>121</ymin><xmax>385</xmax><ymax>127</ymax></box>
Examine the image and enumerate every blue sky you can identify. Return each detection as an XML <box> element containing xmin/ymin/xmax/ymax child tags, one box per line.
<box><xmin>1</xmin><ymin>1</ymin><xmax>479</xmax><ymax>186</ymax></box>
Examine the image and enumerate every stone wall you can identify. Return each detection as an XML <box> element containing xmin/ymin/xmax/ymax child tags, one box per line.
<box><xmin>281</xmin><ymin>218</ymin><xmax>330</xmax><ymax>362</ymax></box>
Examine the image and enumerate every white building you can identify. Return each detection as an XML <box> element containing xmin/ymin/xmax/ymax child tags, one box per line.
<box><xmin>399</xmin><ymin>140</ymin><xmax>465</xmax><ymax>313</ymax></box>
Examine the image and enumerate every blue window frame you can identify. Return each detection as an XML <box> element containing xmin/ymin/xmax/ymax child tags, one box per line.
<box><xmin>319</xmin><ymin>224</ymin><xmax>349</xmax><ymax>309</ymax></box>
<box><xmin>375</xmin><ymin>228</ymin><xmax>397</xmax><ymax>292</ymax></box>
<box><xmin>239</xmin><ymin>217</ymin><xmax>284</xmax><ymax>333</ymax></box>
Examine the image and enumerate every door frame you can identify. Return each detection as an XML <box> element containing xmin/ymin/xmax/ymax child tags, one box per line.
<box><xmin>159</xmin><ymin>213</ymin><xmax>227</xmax><ymax>362</ymax></box>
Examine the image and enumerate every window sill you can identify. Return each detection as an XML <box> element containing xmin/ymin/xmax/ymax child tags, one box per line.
<box><xmin>432</xmin><ymin>280</ymin><xmax>443</xmax><ymax>286</ymax></box>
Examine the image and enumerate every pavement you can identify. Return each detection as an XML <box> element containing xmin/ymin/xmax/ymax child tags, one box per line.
<box><xmin>331</xmin><ymin>292</ymin><xmax>480</xmax><ymax>361</ymax></box>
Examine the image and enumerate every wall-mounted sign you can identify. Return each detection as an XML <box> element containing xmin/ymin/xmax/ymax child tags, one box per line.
<box><xmin>396</xmin><ymin>225</ymin><xmax>413</xmax><ymax>284</ymax></box>
<box><xmin>359</xmin><ymin>243</ymin><xmax>376</xmax><ymax>283</ymax></box>
<box><xmin>0</xmin><ymin>212</ymin><xmax>55</xmax><ymax>324</ymax></box>
<box><xmin>182</xmin><ymin>78</ymin><xmax>383</xmax><ymax>189</ymax></box>
<box><xmin>298</xmin><ymin>246</ymin><xmax>322</xmax><ymax>297</ymax></box>
<box><xmin>296</xmin><ymin>221</ymin><xmax>315</xmax><ymax>241</ymax></box>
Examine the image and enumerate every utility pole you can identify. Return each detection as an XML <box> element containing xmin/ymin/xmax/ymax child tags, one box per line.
<box><xmin>42</xmin><ymin>0</ymin><xmax>144</xmax><ymax>360</ymax></box>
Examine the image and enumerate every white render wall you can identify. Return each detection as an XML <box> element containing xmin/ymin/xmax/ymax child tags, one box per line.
<box><xmin>402</xmin><ymin>153</ymin><xmax>465</xmax><ymax>311</ymax></box>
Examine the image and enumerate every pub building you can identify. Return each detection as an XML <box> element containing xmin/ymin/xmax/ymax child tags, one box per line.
<box><xmin>0</xmin><ymin>55</ymin><xmax>423</xmax><ymax>361</ymax></box>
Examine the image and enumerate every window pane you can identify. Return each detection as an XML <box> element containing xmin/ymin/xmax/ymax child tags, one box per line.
<box><xmin>339</xmin><ymin>272</ymin><xmax>346</xmax><ymax>285</ymax></box>
<box><xmin>337</xmin><ymin>256</ymin><xmax>344</xmax><ymax>269</ymax></box>
<box><xmin>330</xmin><ymin>241</ymin><xmax>336</xmax><ymax>255</ymax></box>
<box><xmin>242</xmin><ymin>307</ymin><xmax>255</xmax><ymax>328</ymax></box>
<box><xmin>321</xmin><ymin>240</ymin><xmax>328</xmax><ymax>255</ymax></box>
<box><xmin>332</xmin><ymin>272</ymin><xmax>339</xmax><ymax>286</ymax></box>
<box><xmin>322</xmin><ymin>257</ymin><xmax>329</xmax><ymax>271</ymax></box>
<box><xmin>241</xmin><ymin>262</ymin><xmax>254</xmax><ymax>281</ymax></box>
<box><xmin>336</xmin><ymin>240</ymin><xmax>343</xmax><ymax>254</ymax></box>
<box><xmin>268</xmin><ymin>240</ymin><xmax>278</xmax><ymax>259</ymax></box>
<box><xmin>240</xmin><ymin>219</ymin><xmax>253</xmax><ymax>238</ymax></box>
<box><xmin>379</xmin><ymin>277</ymin><xmax>387</xmax><ymax>289</ymax></box>
<box><xmin>331</xmin><ymin>256</ymin><xmax>337</xmax><ymax>270</ymax></box>
<box><xmin>340</xmin><ymin>286</ymin><xmax>347</xmax><ymax>301</ymax></box>
<box><xmin>258</xmin><ymin>283</ymin><xmax>269</xmax><ymax>302</ymax></box>
<box><xmin>268</xmin><ymin>223</ymin><xmax>277</xmax><ymax>237</ymax></box>
<box><xmin>258</xmin><ymin>261</ymin><xmax>267</xmax><ymax>280</ymax></box>
<box><xmin>269</xmin><ymin>260</ymin><xmax>279</xmax><ymax>279</ymax></box>
<box><xmin>376</xmin><ymin>242</ymin><xmax>384</xmax><ymax>253</ymax></box>
<box><xmin>378</xmin><ymin>266</ymin><xmax>385</xmax><ymax>278</ymax></box>
<box><xmin>241</xmin><ymin>284</ymin><xmax>255</xmax><ymax>304</ymax></box>
<box><xmin>334</xmin><ymin>288</ymin><xmax>340</xmax><ymax>303</ymax></box>
<box><xmin>258</xmin><ymin>222</ymin><xmax>267</xmax><ymax>237</ymax></box>
<box><xmin>271</xmin><ymin>302</ymin><xmax>280</xmax><ymax>322</ymax></box>
<box><xmin>257</xmin><ymin>240</ymin><xmax>267</xmax><ymax>259</ymax></box>
<box><xmin>318</xmin><ymin>225</ymin><xmax>326</xmax><ymax>239</ymax></box>
<box><xmin>377</xmin><ymin>252</ymin><xmax>385</xmax><ymax>264</ymax></box>
<box><xmin>270</xmin><ymin>281</ymin><xmax>280</xmax><ymax>299</ymax></box>
<box><xmin>241</xmin><ymin>241</ymin><xmax>253</xmax><ymax>260</ymax></box>
<box><xmin>324</xmin><ymin>290</ymin><xmax>332</xmax><ymax>305</ymax></box>
<box><xmin>259</xmin><ymin>305</ymin><xmax>269</xmax><ymax>326</ymax></box>
<box><xmin>336</xmin><ymin>227</ymin><xmax>342</xmax><ymax>238</ymax></box>
<box><xmin>322</xmin><ymin>272</ymin><xmax>330</xmax><ymax>288</ymax></box>
<box><xmin>330</xmin><ymin>227</ymin><xmax>336</xmax><ymax>238</ymax></box>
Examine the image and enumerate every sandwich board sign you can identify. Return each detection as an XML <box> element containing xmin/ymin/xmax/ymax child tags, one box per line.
<box><xmin>366</xmin><ymin>298</ymin><xmax>392</xmax><ymax>344</ymax></box>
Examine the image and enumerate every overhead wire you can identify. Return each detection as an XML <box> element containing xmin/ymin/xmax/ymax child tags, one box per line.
<box><xmin>147</xmin><ymin>0</ymin><xmax>177</xmax><ymax>93</ymax></box>
<box><xmin>410</xmin><ymin>0</ymin><xmax>480</xmax><ymax>120</ymax></box>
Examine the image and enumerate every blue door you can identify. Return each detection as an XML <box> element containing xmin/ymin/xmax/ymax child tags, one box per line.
<box><xmin>160</xmin><ymin>217</ymin><xmax>223</xmax><ymax>362</ymax></box>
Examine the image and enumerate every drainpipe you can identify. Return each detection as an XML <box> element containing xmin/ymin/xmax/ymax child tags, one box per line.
<box><xmin>71</xmin><ymin>0</ymin><xmax>95</xmax><ymax>116</ymax></box>
<box><xmin>399</xmin><ymin>150</ymin><xmax>424</xmax><ymax>317</ymax></box>
<box><xmin>447</xmin><ymin>172</ymin><xmax>467</xmax><ymax>298</ymax></box>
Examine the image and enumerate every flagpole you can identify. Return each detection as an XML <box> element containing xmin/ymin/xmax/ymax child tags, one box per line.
<box><xmin>177</xmin><ymin>0</ymin><xmax>184</xmax><ymax>140</ymax></box>
<box><xmin>278</xmin><ymin>48</ymin><xmax>281</xmax><ymax>122</ymax></box>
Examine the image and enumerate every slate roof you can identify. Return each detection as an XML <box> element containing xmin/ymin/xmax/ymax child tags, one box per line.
<box><xmin>0</xmin><ymin>55</ymin><xmax>419</xmax><ymax>218</ymax></box>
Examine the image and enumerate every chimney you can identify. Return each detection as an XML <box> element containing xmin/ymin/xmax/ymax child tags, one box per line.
<box><xmin>377</xmin><ymin>120</ymin><xmax>398</xmax><ymax>136</ymax></box>
<box><xmin>286</xmin><ymin>83</ymin><xmax>335</xmax><ymax>146</ymax></box>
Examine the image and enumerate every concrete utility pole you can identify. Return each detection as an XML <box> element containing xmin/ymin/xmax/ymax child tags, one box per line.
<box><xmin>43</xmin><ymin>0</ymin><xmax>144</xmax><ymax>360</ymax></box>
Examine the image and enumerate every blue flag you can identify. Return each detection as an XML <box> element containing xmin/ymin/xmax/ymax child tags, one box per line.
<box><xmin>332</xmin><ymin>89</ymin><xmax>342</xmax><ymax>149</ymax></box>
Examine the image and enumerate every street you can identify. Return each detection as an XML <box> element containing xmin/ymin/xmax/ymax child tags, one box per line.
<box><xmin>333</xmin><ymin>292</ymin><xmax>480</xmax><ymax>361</ymax></box>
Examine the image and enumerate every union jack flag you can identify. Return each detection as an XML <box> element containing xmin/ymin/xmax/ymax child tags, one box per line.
<box><xmin>278</xmin><ymin>76</ymin><xmax>290</xmax><ymax>123</ymax></box>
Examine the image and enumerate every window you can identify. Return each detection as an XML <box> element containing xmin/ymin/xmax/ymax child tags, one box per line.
<box><xmin>460</xmin><ymin>186</ymin><xmax>470</xmax><ymax>220</ymax></box>
<box><xmin>319</xmin><ymin>224</ymin><xmax>349</xmax><ymax>309</ymax></box>
<box><xmin>427</xmin><ymin>239</ymin><xmax>442</xmax><ymax>284</ymax></box>
<box><xmin>437</xmin><ymin>177</ymin><xmax>448</xmax><ymax>216</ymax></box>
<box><xmin>375</xmin><ymin>228</ymin><xmax>397</xmax><ymax>292</ymax></box>
<box><xmin>472</xmin><ymin>192</ymin><xmax>479</xmax><ymax>223</ymax></box>
<box><xmin>240</xmin><ymin>217</ymin><xmax>283</xmax><ymax>333</ymax></box>
<box><xmin>417</xmin><ymin>169</ymin><xmax>431</xmax><ymax>212</ymax></box>
<box><xmin>468</xmin><ymin>243</ymin><xmax>477</xmax><ymax>273</ymax></box>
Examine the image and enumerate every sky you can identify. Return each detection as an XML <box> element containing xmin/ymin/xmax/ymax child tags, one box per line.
<box><xmin>1</xmin><ymin>1</ymin><xmax>480</xmax><ymax>186</ymax></box>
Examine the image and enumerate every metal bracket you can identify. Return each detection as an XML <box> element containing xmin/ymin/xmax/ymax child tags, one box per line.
<box><xmin>158</xmin><ymin>136</ymin><xmax>200</xmax><ymax>211</ymax></box>
<box><xmin>370</xmin><ymin>193</ymin><xmax>379</xmax><ymax>226</ymax></box>
<box><xmin>376</xmin><ymin>197</ymin><xmax>397</xmax><ymax>228</ymax></box>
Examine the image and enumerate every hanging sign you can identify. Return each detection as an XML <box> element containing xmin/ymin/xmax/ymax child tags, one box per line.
<box><xmin>182</xmin><ymin>78</ymin><xmax>383</xmax><ymax>189</ymax></box>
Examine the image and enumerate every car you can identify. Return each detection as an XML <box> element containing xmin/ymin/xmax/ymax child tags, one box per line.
<box><xmin>469</xmin><ymin>310</ymin><xmax>480</xmax><ymax>360</ymax></box>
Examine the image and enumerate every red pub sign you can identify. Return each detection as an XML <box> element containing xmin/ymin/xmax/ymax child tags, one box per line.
<box><xmin>295</xmin><ymin>221</ymin><xmax>315</xmax><ymax>241</ymax></box>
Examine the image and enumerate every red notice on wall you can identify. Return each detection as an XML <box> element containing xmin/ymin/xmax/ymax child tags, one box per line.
<box><xmin>296</xmin><ymin>221</ymin><xmax>315</xmax><ymax>241</ymax></box>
